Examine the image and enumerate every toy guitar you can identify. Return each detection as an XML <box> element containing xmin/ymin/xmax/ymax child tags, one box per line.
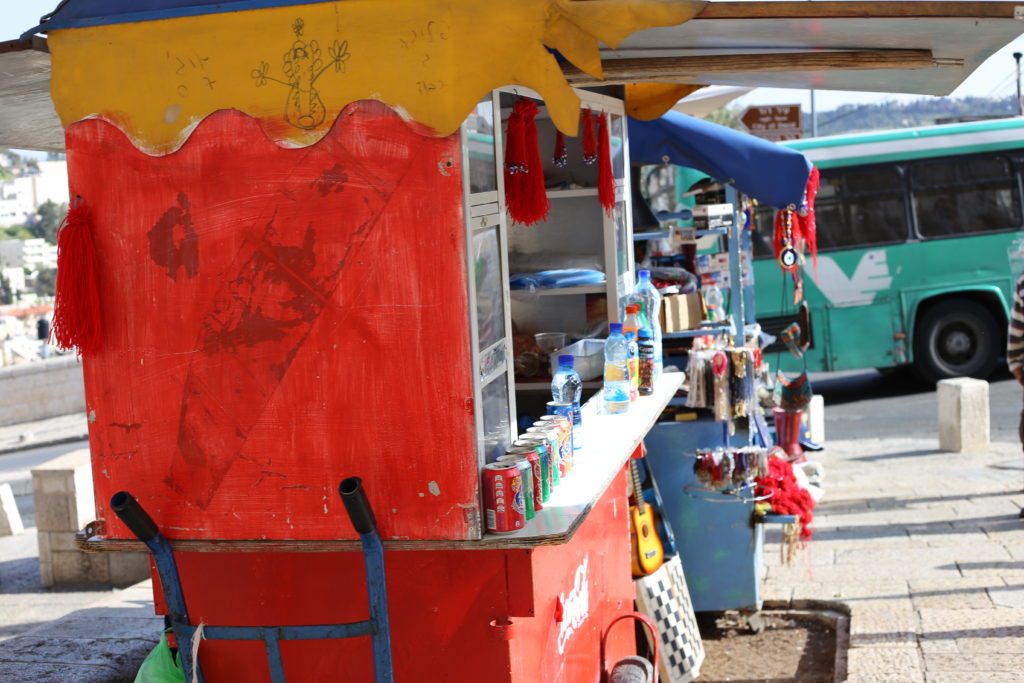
<box><xmin>629</xmin><ymin>456</ymin><xmax>665</xmax><ymax>577</ymax></box>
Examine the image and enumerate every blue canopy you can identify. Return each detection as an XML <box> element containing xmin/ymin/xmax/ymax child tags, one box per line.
<box><xmin>628</xmin><ymin>111</ymin><xmax>812</xmax><ymax>209</ymax></box>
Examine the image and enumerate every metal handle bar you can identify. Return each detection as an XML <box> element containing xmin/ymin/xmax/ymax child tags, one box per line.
<box><xmin>110</xmin><ymin>491</ymin><xmax>159</xmax><ymax>542</ymax></box>
<box><xmin>339</xmin><ymin>477</ymin><xmax>377</xmax><ymax>535</ymax></box>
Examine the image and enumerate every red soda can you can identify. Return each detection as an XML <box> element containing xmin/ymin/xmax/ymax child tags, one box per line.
<box><xmin>525</xmin><ymin>426</ymin><xmax>565</xmax><ymax>481</ymax></box>
<box><xmin>515</xmin><ymin>437</ymin><xmax>558</xmax><ymax>490</ymax></box>
<box><xmin>482</xmin><ymin>462</ymin><xmax>525</xmax><ymax>533</ymax></box>
<box><xmin>505</xmin><ymin>446</ymin><xmax>548</xmax><ymax>505</ymax></box>
<box><xmin>496</xmin><ymin>456</ymin><xmax>535</xmax><ymax>520</ymax></box>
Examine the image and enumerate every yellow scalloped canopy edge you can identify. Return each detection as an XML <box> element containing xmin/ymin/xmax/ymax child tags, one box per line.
<box><xmin>49</xmin><ymin>0</ymin><xmax>704</xmax><ymax>155</ymax></box>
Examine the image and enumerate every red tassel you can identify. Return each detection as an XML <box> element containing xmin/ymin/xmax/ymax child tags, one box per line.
<box><xmin>552</xmin><ymin>130</ymin><xmax>567</xmax><ymax>168</ymax></box>
<box><xmin>597</xmin><ymin>112</ymin><xmax>614</xmax><ymax>216</ymax></box>
<box><xmin>581</xmin><ymin>108</ymin><xmax>597</xmax><ymax>164</ymax></box>
<box><xmin>50</xmin><ymin>198</ymin><xmax>102</xmax><ymax>356</ymax></box>
<box><xmin>503</xmin><ymin>98</ymin><xmax>549</xmax><ymax>226</ymax></box>
<box><xmin>799</xmin><ymin>166</ymin><xmax>820</xmax><ymax>279</ymax></box>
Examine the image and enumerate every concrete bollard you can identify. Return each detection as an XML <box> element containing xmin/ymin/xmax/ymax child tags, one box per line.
<box><xmin>801</xmin><ymin>394</ymin><xmax>826</xmax><ymax>445</ymax></box>
<box><xmin>32</xmin><ymin>449</ymin><xmax>150</xmax><ymax>588</ymax></box>
<box><xmin>0</xmin><ymin>482</ymin><xmax>24</xmax><ymax>536</ymax></box>
<box><xmin>937</xmin><ymin>377</ymin><xmax>990</xmax><ymax>452</ymax></box>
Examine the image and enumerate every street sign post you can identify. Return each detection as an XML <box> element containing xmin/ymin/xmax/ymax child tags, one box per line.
<box><xmin>739</xmin><ymin>105</ymin><xmax>802</xmax><ymax>141</ymax></box>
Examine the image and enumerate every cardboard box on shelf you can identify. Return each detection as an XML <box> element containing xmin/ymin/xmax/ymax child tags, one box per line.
<box><xmin>661</xmin><ymin>292</ymin><xmax>706</xmax><ymax>332</ymax></box>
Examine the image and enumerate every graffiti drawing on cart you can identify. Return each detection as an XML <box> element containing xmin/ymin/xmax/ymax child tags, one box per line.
<box><xmin>251</xmin><ymin>18</ymin><xmax>351</xmax><ymax>130</ymax></box>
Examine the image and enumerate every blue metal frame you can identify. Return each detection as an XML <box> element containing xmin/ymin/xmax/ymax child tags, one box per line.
<box><xmin>116</xmin><ymin>489</ymin><xmax>393</xmax><ymax>683</ymax></box>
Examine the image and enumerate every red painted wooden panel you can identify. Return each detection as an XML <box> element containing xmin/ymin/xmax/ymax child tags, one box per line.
<box><xmin>144</xmin><ymin>469</ymin><xmax>633</xmax><ymax>682</ymax></box>
<box><xmin>510</xmin><ymin>466</ymin><xmax>635</xmax><ymax>682</ymax></box>
<box><xmin>66</xmin><ymin>103</ymin><xmax>478</xmax><ymax>541</ymax></box>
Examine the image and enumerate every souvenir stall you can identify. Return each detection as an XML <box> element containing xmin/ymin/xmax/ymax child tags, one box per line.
<box><xmin>628</xmin><ymin>111</ymin><xmax>818</xmax><ymax>616</ymax></box>
<box><xmin>9</xmin><ymin>1</ymin><xmax>1024</xmax><ymax>681</ymax></box>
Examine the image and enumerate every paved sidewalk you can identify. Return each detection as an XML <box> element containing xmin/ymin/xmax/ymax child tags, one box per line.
<box><xmin>0</xmin><ymin>413</ymin><xmax>89</xmax><ymax>456</ymax></box>
<box><xmin>764</xmin><ymin>437</ymin><xmax>1024</xmax><ymax>682</ymax></box>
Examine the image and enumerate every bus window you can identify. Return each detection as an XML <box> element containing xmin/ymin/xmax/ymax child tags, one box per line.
<box><xmin>911</xmin><ymin>155</ymin><xmax>1022</xmax><ymax>237</ymax></box>
<box><xmin>817</xmin><ymin>166</ymin><xmax>908</xmax><ymax>250</ymax></box>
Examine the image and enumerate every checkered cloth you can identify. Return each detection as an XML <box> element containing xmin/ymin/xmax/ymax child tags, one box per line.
<box><xmin>635</xmin><ymin>556</ymin><xmax>704</xmax><ymax>683</ymax></box>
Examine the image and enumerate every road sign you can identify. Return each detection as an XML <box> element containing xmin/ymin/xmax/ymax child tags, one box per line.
<box><xmin>739</xmin><ymin>105</ymin><xmax>802</xmax><ymax>141</ymax></box>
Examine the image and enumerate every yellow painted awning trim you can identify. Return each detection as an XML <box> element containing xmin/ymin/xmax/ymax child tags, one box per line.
<box><xmin>49</xmin><ymin>0</ymin><xmax>703</xmax><ymax>155</ymax></box>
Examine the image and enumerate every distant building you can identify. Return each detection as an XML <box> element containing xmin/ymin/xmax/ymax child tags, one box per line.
<box><xmin>0</xmin><ymin>238</ymin><xmax>58</xmax><ymax>270</ymax></box>
<box><xmin>0</xmin><ymin>267</ymin><xmax>26</xmax><ymax>296</ymax></box>
<box><xmin>0</xmin><ymin>161</ymin><xmax>70</xmax><ymax>228</ymax></box>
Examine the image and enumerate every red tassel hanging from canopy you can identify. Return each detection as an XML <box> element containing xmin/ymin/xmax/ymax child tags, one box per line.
<box><xmin>597</xmin><ymin>112</ymin><xmax>614</xmax><ymax>215</ymax></box>
<box><xmin>50</xmin><ymin>197</ymin><xmax>102</xmax><ymax>356</ymax></box>
<box><xmin>552</xmin><ymin>129</ymin><xmax>567</xmax><ymax>168</ymax></box>
<box><xmin>504</xmin><ymin>98</ymin><xmax>549</xmax><ymax>226</ymax></box>
<box><xmin>581</xmin><ymin>108</ymin><xmax>597</xmax><ymax>164</ymax></box>
<box><xmin>798</xmin><ymin>166</ymin><xmax>820</xmax><ymax>279</ymax></box>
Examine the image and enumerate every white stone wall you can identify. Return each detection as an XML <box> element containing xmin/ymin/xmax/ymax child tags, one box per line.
<box><xmin>0</xmin><ymin>356</ymin><xmax>86</xmax><ymax>426</ymax></box>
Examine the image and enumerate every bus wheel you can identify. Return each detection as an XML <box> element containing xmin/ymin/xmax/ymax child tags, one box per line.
<box><xmin>913</xmin><ymin>298</ymin><xmax>1000</xmax><ymax>383</ymax></box>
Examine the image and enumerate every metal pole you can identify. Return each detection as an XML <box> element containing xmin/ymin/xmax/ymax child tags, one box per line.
<box><xmin>1015</xmin><ymin>52</ymin><xmax>1023</xmax><ymax>117</ymax></box>
<box><xmin>810</xmin><ymin>90</ymin><xmax>819</xmax><ymax>137</ymax></box>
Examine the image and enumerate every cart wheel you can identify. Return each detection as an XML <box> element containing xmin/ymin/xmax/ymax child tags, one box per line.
<box><xmin>609</xmin><ymin>656</ymin><xmax>654</xmax><ymax>683</ymax></box>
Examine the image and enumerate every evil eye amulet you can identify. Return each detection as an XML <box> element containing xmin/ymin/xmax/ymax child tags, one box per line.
<box><xmin>779</xmin><ymin>247</ymin><xmax>799</xmax><ymax>270</ymax></box>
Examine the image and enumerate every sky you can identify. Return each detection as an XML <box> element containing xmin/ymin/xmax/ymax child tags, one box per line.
<box><xmin>4</xmin><ymin>0</ymin><xmax>1024</xmax><ymax>115</ymax></box>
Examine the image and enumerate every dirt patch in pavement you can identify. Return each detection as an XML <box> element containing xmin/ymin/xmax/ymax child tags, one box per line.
<box><xmin>696</xmin><ymin>612</ymin><xmax>838</xmax><ymax>682</ymax></box>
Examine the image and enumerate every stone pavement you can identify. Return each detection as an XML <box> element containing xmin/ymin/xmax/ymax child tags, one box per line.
<box><xmin>764</xmin><ymin>437</ymin><xmax>1024</xmax><ymax>682</ymax></box>
<box><xmin>0</xmin><ymin>412</ymin><xmax>89</xmax><ymax>457</ymax></box>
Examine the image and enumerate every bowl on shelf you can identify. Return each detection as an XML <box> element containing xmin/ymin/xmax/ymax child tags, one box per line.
<box><xmin>534</xmin><ymin>332</ymin><xmax>567</xmax><ymax>355</ymax></box>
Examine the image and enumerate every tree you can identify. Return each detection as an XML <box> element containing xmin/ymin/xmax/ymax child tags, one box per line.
<box><xmin>33</xmin><ymin>267</ymin><xmax>57</xmax><ymax>298</ymax></box>
<box><xmin>705</xmin><ymin>105</ymin><xmax>742</xmax><ymax>130</ymax></box>
<box><xmin>32</xmin><ymin>200</ymin><xmax>67</xmax><ymax>244</ymax></box>
<box><xmin>0</xmin><ymin>273</ymin><xmax>12</xmax><ymax>305</ymax></box>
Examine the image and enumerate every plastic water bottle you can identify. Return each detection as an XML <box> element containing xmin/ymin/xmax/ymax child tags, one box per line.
<box><xmin>551</xmin><ymin>354</ymin><xmax>583</xmax><ymax>450</ymax></box>
<box><xmin>704</xmin><ymin>285</ymin><xmax>724</xmax><ymax>322</ymax></box>
<box><xmin>603</xmin><ymin>323</ymin><xmax>630</xmax><ymax>414</ymax></box>
<box><xmin>632</xmin><ymin>270</ymin><xmax>663</xmax><ymax>378</ymax></box>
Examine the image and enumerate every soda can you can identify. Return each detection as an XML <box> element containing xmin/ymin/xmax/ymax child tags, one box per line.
<box><xmin>546</xmin><ymin>400</ymin><xmax>582</xmax><ymax>451</ymax></box>
<box><xmin>496</xmin><ymin>455</ymin><xmax>534</xmax><ymax>520</ymax></box>
<box><xmin>501</xmin><ymin>448</ymin><xmax>543</xmax><ymax>511</ymax></box>
<box><xmin>516</xmin><ymin>436</ymin><xmax>559</xmax><ymax>489</ymax></box>
<box><xmin>524</xmin><ymin>427</ymin><xmax>562</xmax><ymax>481</ymax></box>
<box><xmin>506</xmin><ymin>444</ymin><xmax>549</xmax><ymax>503</ymax></box>
<box><xmin>533</xmin><ymin>420</ymin><xmax>571</xmax><ymax>474</ymax></box>
<box><xmin>530</xmin><ymin>422</ymin><xmax>571</xmax><ymax>476</ymax></box>
<box><xmin>482</xmin><ymin>462</ymin><xmax>524</xmax><ymax>533</ymax></box>
<box><xmin>540</xmin><ymin>412</ymin><xmax>578</xmax><ymax>460</ymax></box>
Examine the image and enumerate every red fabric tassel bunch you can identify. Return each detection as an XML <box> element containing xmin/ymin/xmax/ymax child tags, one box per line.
<box><xmin>755</xmin><ymin>456</ymin><xmax>815</xmax><ymax>539</ymax></box>
<box><xmin>798</xmin><ymin>166</ymin><xmax>820</xmax><ymax>276</ymax></box>
<box><xmin>504</xmin><ymin>98</ymin><xmax>549</xmax><ymax>226</ymax></box>
<box><xmin>581</xmin><ymin>108</ymin><xmax>597</xmax><ymax>164</ymax></box>
<box><xmin>50</xmin><ymin>199</ymin><xmax>102</xmax><ymax>356</ymax></box>
<box><xmin>597</xmin><ymin>112</ymin><xmax>615</xmax><ymax>215</ymax></box>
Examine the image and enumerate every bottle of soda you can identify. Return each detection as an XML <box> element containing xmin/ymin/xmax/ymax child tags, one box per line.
<box><xmin>551</xmin><ymin>355</ymin><xmax>583</xmax><ymax>450</ymax></box>
<box><xmin>638</xmin><ymin>329</ymin><xmax>655</xmax><ymax>396</ymax></box>
<box><xmin>632</xmin><ymin>270</ymin><xmax>663</xmax><ymax>378</ymax></box>
<box><xmin>603</xmin><ymin>323</ymin><xmax>630</xmax><ymax>414</ymax></box>
<box><xmin>623</xmin><ymin>304</ymin><xmax>641</xmax><ymax>402</ymax></box>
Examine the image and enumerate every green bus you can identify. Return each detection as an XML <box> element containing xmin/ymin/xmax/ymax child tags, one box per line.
<box><xmin>749</xmin><ymin>117</ymin><xmax>1024</xmax><ymax>382</ymax></box>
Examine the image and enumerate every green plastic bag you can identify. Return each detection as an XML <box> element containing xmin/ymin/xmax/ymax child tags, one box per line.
<box><xmin>135</xmin><ymin>630</ymin><xmax>186</xmax><ymax>683</ymax></box>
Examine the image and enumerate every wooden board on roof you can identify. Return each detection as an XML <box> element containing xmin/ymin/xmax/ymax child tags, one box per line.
<box><xmin>601</xmin><ymin>1</ymin><xmax>1024</xmax><ymax>95</ymax></box>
